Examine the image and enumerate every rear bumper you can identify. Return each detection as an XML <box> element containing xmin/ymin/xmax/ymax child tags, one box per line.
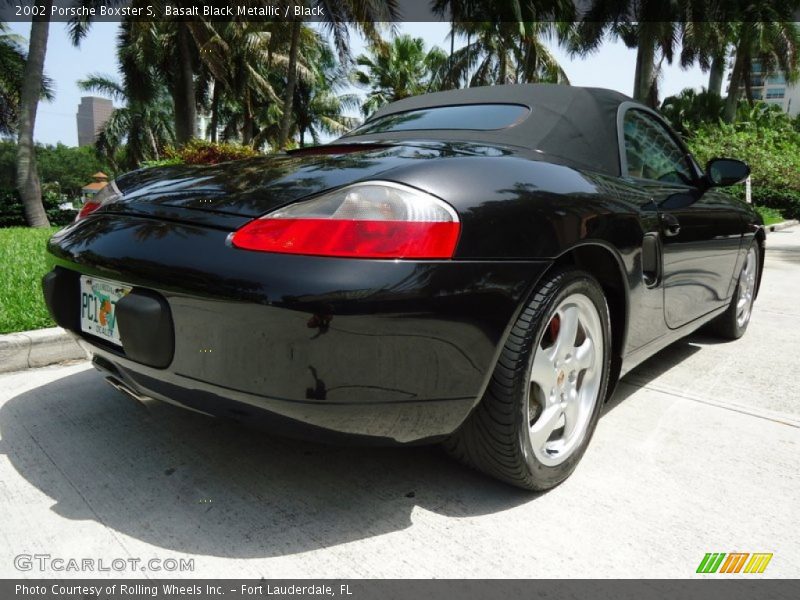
<box><xmin>43</xmin><ymin>214</ymin><xmax>550</xmax><ymax>443</ymax></box>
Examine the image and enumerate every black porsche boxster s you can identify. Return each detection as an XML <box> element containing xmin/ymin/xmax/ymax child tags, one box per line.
<box><xmin>43</xmin><ymin>84</ymin><xmax>763</xmax><ymax>490</ymax></box>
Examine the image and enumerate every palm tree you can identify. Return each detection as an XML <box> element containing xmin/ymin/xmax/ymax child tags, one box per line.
<box><xmin>680</xmin><ymin>21</ymin><xmax>737</xmax><ymax>97</ymax></box>
<box><xmin>355</xmin><ymin>35</ymin><xmax>449</xmax><ymax>116</ymax></box>
<box><xmin>12</xmin><ymin>0</ymin><xmax>124</xmax><ymax>226</ymax></box>
<box><xmin>0</xmin><ymin>23</ymin><xmax>53</xmax><ymax>136</ymax></box>
<box><xmin>15</xmin><ymin>0</ymin><xmax>53</xmax><ymax>227</ymax></box>
<box><xmin>78</xmin><ymin>74</ymin><xmax>175</xmax><ymax>169</ymax></box>
<box><xmin>278</xmin><ymin>20</ymin><xmax>302</xmax><ymax>150</ymax></box>
<box><xmin>574</xmin><ymin>6</ymin><xmax>685</xmax><ymax>107</ymax></box>
<box><xmin>449</xmin><ymin>21</ymin><xmax>569</xmax><ymax>87</ymax></box>
<box><xmin>276</xmin><ymin>1</ymin><xmax>400</xmax><ymax>150</ymax></box>
<box><xmin>294</xmin><ymin>41</ymin><xmax>359</xmax><ymax>146</ymax></box>
<box><xmin>574</xmin><ymin>1</ymin><xmax>735</xmax><ymax>106</ymax></box>
<box><xmin>433</xmin><ymin>0</ymin><xmax>577</xmax><ymax>88</ymax></box>
<box><xmin>118</xmin><ymin>19</ymin><xmax>200</xmax><ymax>145</ymax></box>
<box><xmin>192</xmin><ymin>21</ymin><xmax>319</xmax><ymax>149</ymax></box>
<box><xmin>120</xmin><ymin>2</ymin><xmax>229</xmax><ymax>144</ymax></box>
<box><xmin>112</xmin><ymin>9</ymin><xmax>249</xmax><ymax>146</ymax></box>
<box><xmin>723</xmin><ymin>12</ymin><xmax>800</xmax><ymax>122</ymax></box>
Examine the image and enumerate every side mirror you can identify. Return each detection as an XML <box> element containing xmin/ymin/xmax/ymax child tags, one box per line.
<box><xmin>706</xmin><ymin>158</ymin><xmax>750</xmax><ymax>187</ymax></box>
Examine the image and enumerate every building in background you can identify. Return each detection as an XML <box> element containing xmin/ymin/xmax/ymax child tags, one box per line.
<box><xmin>746</xmin><ymin>60</ymin><xmax>800</xmax><ymax>116</ymax></box>
<box><xmin>76</xmin><ymin>97</ymin><xmax>113</xmax><ymax>147</ymax></box>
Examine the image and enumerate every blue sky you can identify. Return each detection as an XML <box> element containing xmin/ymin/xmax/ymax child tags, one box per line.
<box><xmin>8</xmin><ymin>21</ymin><xmax>710</xmax><ymax>146</ymax></box>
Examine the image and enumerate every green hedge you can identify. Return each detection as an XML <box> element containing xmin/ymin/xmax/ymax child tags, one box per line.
<box><xmin>687</xmin><ymin>120</ymin><xmax>800</xmax><ymax>220</ymax></box>
<box><xmin>750</xmin><ymin>186</ymin><xmax>800</xmax><ymax>220</ymax></box>
<box><xmin>0</xmin><ymin>189</ymin><xmax>77</xmax><ymax>228</ymax></box>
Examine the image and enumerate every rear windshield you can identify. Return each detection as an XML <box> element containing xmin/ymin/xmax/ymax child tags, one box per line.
<box><xmin>347</xmin><ymin>103</ymin><xmax>530</xmax><ymax>136</ymax></box>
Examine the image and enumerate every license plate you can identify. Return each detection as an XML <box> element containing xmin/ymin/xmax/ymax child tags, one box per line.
<box><xmin>79</xmin><ymin>276</ymin><xmax>131</xmax><ymax>346</ymax></box>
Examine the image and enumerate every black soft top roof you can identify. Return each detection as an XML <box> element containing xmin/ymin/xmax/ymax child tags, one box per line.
<box><xmin>341</xmin><ymin>84</ymin><xmax>638</xmax><ymax>176</ymax></box>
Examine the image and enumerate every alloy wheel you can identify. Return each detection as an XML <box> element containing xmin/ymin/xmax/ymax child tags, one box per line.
<box><xmin>736</xmin><ymin>247</ymin><xmax>757</xmax><ymax>328</ymax></box>
<box><xmin>528</xmin><ymin>293</ymin><xmax>604</xmax><ymax>467</ymax></box>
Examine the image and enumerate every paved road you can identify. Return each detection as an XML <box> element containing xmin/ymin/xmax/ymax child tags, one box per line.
<box><xmin>1</xmin><ymin>228</ymin><xmax>798</xmax><ymax>579</ymax></box>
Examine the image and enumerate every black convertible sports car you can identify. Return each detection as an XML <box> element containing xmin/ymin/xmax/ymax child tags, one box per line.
<box><xmin>43</xmin><ymin>84</ymin><xmax>763</xmax><ymax>490</ymax></box>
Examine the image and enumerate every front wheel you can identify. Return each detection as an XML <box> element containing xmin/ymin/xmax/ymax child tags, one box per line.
<box><xmin>444</xmin><ymin>268</ymin><xmax>611</xmax><ymax>491</ymax></box>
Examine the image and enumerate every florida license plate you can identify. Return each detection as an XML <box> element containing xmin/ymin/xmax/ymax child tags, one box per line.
<box><xmin>79</xmin><ymin>276</ymin><xmax>131</xmax><ymax>346</ymax></box>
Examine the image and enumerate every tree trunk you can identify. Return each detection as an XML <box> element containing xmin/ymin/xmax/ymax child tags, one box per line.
<box><xmin>210</xmin><ymin>79</ymin><xmax>220</xmax><ymax>143</ymax></box>
<box><xmin>724</xmin><ymin>48</ymin><xmax>746</xmax><ymax>122</ymax></box>
<box><xmin>633</xmin><ymin>28</ymin><xmax>656</xmax><ymax>106</ymax></box>
<box><xmin>173</xmin><ymin>24</ymin><xmax>196</xmax><ymax>144</ymax></box>
<box><xmin>278</xmin><ymin>20</ymin><xmax>301</xmax><ymax>151</ymax></box>
<box><xmin>242</xmin><ymin>111</ymin><xmax>254</xmax><ymax>147</ymax></box>
<box><xmin>466</xmin><ymin>31</ymin><xmax>472</xmax><ymax>87</ymax></box>
<box><xmin>708</xmin><ymin>54</ymin><xmax>725</xmax><ymax>96</ymax></box>
<box><xmin>16</xmin><ymin>0</ymin><xmax>52</xmax><ymax>228</ymax></box>
<box><xmin>148</xmin><ymin>128</ymin><xmax>160</xmax><ymax>160</ymax></box>
<box><xmin>449</xmin><ymin>7</ymin><xmax>456</xmax><ymax>90</ymax></box>
<box><xmin>743</xmin><ymin>72</ymin><xmax>754</xmax><ymax>106</ymax></box>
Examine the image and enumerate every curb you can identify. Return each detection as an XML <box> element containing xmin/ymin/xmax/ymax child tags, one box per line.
<box><xmin>0</xmin><ymin>327</ymin><xmax>89</xmax><ymax>374</ymax></box>
<box><xmin>766</xmin><ymin>220</ymin><xmax>798</xmax><ymax>233</ymax></box>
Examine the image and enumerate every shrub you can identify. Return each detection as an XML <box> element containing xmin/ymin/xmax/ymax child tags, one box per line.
<box><xmin>139</xmin><ymin>157</ymin><xmax>183</xmax><ymax>169</ymax></box>
<box><xmin>158</xmin><ymin>139</ymin><xmax>259</xmax><ymax>167</ymax></box>
<box><xmin>750</xmin><ymin>186</ymin><xmax>800</xmax><ymax>220</ymax></box>
<box><xmin>0</xmin><ymin>190</ymin><xmax>25</xmax><ymax>227</ymax></box>
<box><xmin>0</xmin><ymin>186</ymin><xmax>77</xmax><ymax>228</ymax></box>
<box><xmin>687</xmin><ymin>121</ymin><xmax>800</xmax><ymax>219</ymax></box>
<box><xmin>660</xmin><ymin>89</ymin><xmax>725</xmax><ymax>137</ymax></box>
<box><xmin>689</xmin><ymin>123</ymin><xmax>800</xmax><ymax>189</ymax></box>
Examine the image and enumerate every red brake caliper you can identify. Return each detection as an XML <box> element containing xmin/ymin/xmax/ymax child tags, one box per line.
<box><xmin>548</xmin><ymin>314</ymin><xmax>561</xmax><ymax>346</ymax></box>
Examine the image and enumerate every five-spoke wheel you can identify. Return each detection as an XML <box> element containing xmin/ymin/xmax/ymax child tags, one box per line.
<box><xmin>528</xmin><ymin>294</ymin><xmax>604</xmax><ymax>467</ymax></box>
<box><xmin>444</xmin><ymin>268</ymin><xmax>611</xmax><ymax>491</ymax></box>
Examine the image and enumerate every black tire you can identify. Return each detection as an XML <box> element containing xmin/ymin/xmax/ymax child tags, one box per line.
<box><xmin>707</xmin><ymin>242</ymin><xmax>760</xmax><ymax>340</ymax></box>
<box><xmin>444</xmin><ymin>267</ymin><xmax>612</xmax><ymax>491</ymax></box>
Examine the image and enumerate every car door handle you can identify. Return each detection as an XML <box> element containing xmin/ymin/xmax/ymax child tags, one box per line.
<box><xmin>661</xmin><ymin>213</ymin><xmax>681</xmax><ymax>237</ymax></box>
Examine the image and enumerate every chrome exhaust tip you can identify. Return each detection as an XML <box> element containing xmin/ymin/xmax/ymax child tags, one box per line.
<box><xmin>105</xmin><ymin>376</ymin><xmax>152</xmax><ymax>409</ymax></box>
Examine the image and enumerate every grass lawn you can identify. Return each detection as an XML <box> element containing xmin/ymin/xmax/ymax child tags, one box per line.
<box><xmin>0</xmin><ymin>227</ymin><xmax>59</xmax><ymax>334</ymax></box>
<box><xmin>754</xmin><ymin>205</ymin><xmax>785</xmax><ymax>226</ymax></box>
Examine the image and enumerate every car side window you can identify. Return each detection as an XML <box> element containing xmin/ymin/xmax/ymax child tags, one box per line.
<box><xmin>623</xmin><ymin>110</ymin><xmax>693</xmax><ymax>184</ymax></box>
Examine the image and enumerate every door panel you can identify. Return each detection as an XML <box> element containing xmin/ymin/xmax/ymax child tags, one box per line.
<box><xmin>659</xmin><ymin>190</ymin><xmax>743</xmax><ymax>328</ymax></box>
<box><xmin>619</xmin><ymin>108</ymin><xmax>743</xmax><ymax>330</ymax></box>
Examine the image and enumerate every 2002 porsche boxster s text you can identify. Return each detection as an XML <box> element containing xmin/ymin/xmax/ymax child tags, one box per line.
<box><xmin>43</xmin><ymin>84</ymin><xmax>763</xmax><ymax>490</ymax></box>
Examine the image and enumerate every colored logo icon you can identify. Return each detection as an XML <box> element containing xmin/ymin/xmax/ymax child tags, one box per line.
<box><xmin>697</xmin><ymin>553</ymin><xmax>773</xmax><ymax>574</ymax></box>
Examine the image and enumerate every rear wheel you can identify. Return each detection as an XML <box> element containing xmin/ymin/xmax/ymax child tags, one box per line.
<box><xmin>708</xmin><ymin>243</ymin><xmax>759</xmax><ymax>340</ymax></box>
<box><xmin>444</xmin><ymin>268</ymin><xmax>611</xmax><ymax>490</ymax></box>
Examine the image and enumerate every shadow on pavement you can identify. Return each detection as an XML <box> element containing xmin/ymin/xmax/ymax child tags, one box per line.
<box><xmin>0</xmin><ymin>367</ymin><xmax>533</xmax><ymax>559</ymax></box>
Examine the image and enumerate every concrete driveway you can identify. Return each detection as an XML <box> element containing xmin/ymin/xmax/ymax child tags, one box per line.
<box><xmin>1</xmin><ymin>228</ymin><xmax>798</xmax><ymax>579</ymax></box>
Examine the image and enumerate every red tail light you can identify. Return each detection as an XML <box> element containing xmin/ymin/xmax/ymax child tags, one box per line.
<box><xmin>75</xmin><ymin>180</ymin><xmax>121</xmax><ymax>222</ymax></box>
<box><xmin>230</xmin><ymin>182</ymin><xmax>461</xmax><ymax>259</ymax></box>
<box><xmin>76</xmin><ymin>201</ymin><xmax>101</xmax><ymax>220</ymax></box>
